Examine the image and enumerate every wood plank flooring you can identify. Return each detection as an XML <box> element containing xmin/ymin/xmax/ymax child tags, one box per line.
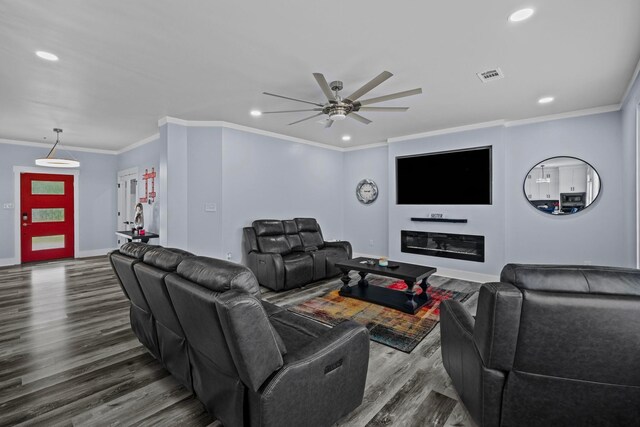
<box><xmin>0</xmin><ymin>256</ymin><xmax>480</xmax><ymax>426</ymax></box>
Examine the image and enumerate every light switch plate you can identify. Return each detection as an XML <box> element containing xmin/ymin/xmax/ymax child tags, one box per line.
<box><xmin>204</xmin><ymin>203</ymin><xmax>217</xmax><ymax>212</ymax></box>
<box><xmin>3</xmin><ymin>203</ymin><xmax>14</xmax><ymax>209</ymax></box>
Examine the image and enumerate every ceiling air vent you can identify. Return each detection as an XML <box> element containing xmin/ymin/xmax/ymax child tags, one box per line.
<box><xmin>476</xmin><ymin>68</ymin><xmax>504</xmax><ymax>83</ymax></box>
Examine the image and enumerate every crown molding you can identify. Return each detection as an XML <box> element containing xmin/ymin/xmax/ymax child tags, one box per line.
<box><xmin>0</xmin><ymin>138</ymin><xmax>117</xmax><ymax>155</ymax></box>
<box><xmin>343</xmin><ymin>142</ymin><xmax>388</xmax><ymax>152</ymax></box>
<box><xmin>621</xmin><ymin>56</ymin><xmax>640</xmax><ymax>107</ymax></box>
<box><xmin>503</xmin><ymin>104</ymin><xmax>621</xmax><ymax>128</ymax></box>
<box><xmin>387</xmin><ymin>120</ymin><xmax>506</xmax><ymax>143</ymax></box>
<box><xmin>158</xmin><ymin>116</ymin><xmax>345</xmax><ymax>152</ymax></box>
<box><xmin>115</xmin><ymin>133</ymin><xmax>160</xmax><ymax>154</ymax></box>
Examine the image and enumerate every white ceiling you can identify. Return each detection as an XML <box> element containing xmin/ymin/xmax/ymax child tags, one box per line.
<box><xmin>1</xmin><ymin>0</ymin><xmax>639</xmax><ymax>151</ymax></box>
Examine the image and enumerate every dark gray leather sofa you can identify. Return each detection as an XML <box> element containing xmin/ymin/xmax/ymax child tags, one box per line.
<box><xmin>243</xmin><ymin>218</ymin><xmax>352</xmax><ymax>291</ymax></box>
<box><xmin>440</xmin><ymin>264</ymin><xmax>640</xmax><ymax>427</ymax></box>
<box><xmin>109</xmin><ymin>243</ymin><xmax>370</xmax><ymax>427</ymax></box>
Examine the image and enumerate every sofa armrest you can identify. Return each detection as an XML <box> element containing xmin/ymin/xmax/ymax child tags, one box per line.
<box><xmin>441</xmin><ymin>300</ymin><xmax>477</xmax><ymax>393</ymax></box>
<box><xmin>324</xmin><ymin>240</ymin><xmax>352</xmax><ymax>258</ymax></box>
<box><xmin>473</xmin><ymin>282</ymin><xmax>522</xmax><ymax>371</ymax></box>
<box><xmin>257</xmin><ymin>321</ymin><xmax>369</xmax><ymax>427</ymax></box>
<box><xmin>247</xmin><ymin>252</ymin><xmax>285</xmax><ymax>291</ymax></box>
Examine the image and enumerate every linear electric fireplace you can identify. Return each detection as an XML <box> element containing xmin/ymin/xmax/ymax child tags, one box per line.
<box><xmin>401</xmin><ymin>230</ymin><xmax>485</xmax><ymax>262</ymax></box>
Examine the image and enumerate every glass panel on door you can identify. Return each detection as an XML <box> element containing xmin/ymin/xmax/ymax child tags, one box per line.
<box><xmin>31</xmin><ymin>181</ymin><xmax>65</xmax><ymax>195</ymax></box>
<box><xmin>32</xmin><ymin>235</ymin><xmax>65</xmax><ymax>251</ymax></box>
<box><xmin>32</xmin><ymin>208</ymin><xmax>65</xmax><ymax>223</ymax></box>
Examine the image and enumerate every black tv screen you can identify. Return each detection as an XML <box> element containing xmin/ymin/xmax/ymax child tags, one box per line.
<box><xmin>396</xmin><ymin>146</ymin><xmax>492</xmax><ymax>205</ymax></box>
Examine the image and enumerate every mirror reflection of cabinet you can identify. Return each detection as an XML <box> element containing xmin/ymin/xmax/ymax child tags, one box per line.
<box><xmin>523</xmin><ymin>157</ymin><xmax>601</xmax><ymax>216</ymax></box>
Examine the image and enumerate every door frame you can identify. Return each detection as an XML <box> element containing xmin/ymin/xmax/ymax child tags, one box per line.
<box><xmin>13</xmin><ymin>166</ymin><xmax>80</xmax><ymax>263</ymax></box>
<box><xmin>117</xmin><ymin>167</ymin><xmax>139</xmax><ymax>233</ymax></box>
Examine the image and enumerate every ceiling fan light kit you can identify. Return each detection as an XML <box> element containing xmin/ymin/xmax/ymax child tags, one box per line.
<box><xmin>260</xmin><ymin>71</ymin><xmax>422</xmax><ymax>127</ymax></box>
<box><xmin>35</xmin><ymin>128</ymin><xmax>80</xmax><ymax>168</ymax></box>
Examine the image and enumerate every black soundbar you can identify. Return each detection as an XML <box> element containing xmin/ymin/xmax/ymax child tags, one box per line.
<box><xmin>410</xmin><ymin>217</ymin><xmax>468</xmax><ymax>223</ymax></box>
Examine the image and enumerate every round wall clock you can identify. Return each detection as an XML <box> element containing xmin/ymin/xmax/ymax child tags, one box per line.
<box><xmin>356</xmin><ymin>179</ymin><xmax>378</xmax><ymax>205</ymax></box>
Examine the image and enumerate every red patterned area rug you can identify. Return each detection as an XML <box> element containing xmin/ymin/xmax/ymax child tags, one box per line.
<box><xmin>288</xmin><ymin>279</ymin><xmax>472</xmax><ymax>353</ymax></box>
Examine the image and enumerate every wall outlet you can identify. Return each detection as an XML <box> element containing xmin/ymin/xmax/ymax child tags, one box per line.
<box><xmin>369</xmin><ymin>239</ymin><xmax>374</xmax><ymax>247</ymax></box>
<box><xmin>204</xmin><ymin>203</ymin><xmax>217</xmax><ymax>212</ymax></box>
<box><xmin>3</xmin><ymin>203</ymin><xmax>14</xmax><ymax>209</ymax></box>
<box><xmin>226</xmin><ymin>252</ymin><xmax>232</xmax><ymax>260</ymax></box>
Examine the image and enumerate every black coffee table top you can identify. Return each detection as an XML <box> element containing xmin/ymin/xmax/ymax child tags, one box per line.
<box><xmin>335</xmin><ymin>257</ymin><xmax>436</xmax><ymax>283</ymax></box>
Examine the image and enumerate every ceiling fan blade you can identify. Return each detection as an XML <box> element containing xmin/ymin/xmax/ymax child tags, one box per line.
<box><xmin>358</xmin><ymin>88</ymin><xmax>422</xmax><ymax>106</ymax></box>
<box><xmin>324</xmin><ymin>120</ymin><xmax>334</xmax><ymax>128</ymax></box>
<box><xmin>288</xmin><ymin>112</ymin><xmax>325</xmax><ymax>125</ymax></box>
<box><xmin>263</xmin><ymin>92</ymin><xmax>324</xmax><ymax>107</ymax></box>
<box><xmin>348</xmin><ymin>112</ymin><xmax>372</xmax><ymax>125</ymax></box>
<box><xmin>345</xmin><ymin>71</ymin><xmax>393</xmax><ymax>102</ymax></box>
<box><xmin>358</xmin><ymin>107</ymin><xmax>409</xmax><ymax>112</ymax></box>
<box><xmin>262</xmin><ymin>109</ymin><xmax>323</xmax><ymax>114</ymax></box>
<box><xmin>313</xmin><ymin>73</ymin><xmax>337</xmax><ymax>101</ymax></box>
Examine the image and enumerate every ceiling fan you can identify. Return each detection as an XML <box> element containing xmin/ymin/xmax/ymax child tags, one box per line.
<box><xmin>261</xmin><ymin>71</ymin><xmax>422</xmax><ymax>128</ymax></box>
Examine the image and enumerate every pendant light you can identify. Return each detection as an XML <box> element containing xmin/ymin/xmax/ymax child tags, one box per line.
<box><xmin>35</xmin><ymin>128</ymin><xmax>80</xmax><ymax>168</ymax></box>
<box><xmin>536</xmin><ymin>164</ymin><xmax>550</xmax><ymax>184</ymax></box>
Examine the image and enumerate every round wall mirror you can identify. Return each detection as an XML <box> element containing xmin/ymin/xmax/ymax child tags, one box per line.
<box><xmin>523</xmin><ymin>156</ymin><xmax>601</xmax><ymax>216</ymax></box>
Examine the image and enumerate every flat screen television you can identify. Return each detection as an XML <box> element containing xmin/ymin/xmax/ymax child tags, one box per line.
<box><xmin>396</xmin><ymin>146</ymin><xmax>492</xmax><ymax>205</ymax></box>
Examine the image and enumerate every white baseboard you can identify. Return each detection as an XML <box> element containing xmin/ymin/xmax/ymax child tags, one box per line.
<box><xmin>353</xmin><ymin>252</ymin><xmax>497</xmax><ymax>283</ymax></box>
<box><xmin>76</xmin><ymin>248</ymin><xmax>118</xmax><ymax>258</ymax></box>
<box><xmin>0</xmin><ymin>257</ymin><xmax>18</xmax><ymax>267</ymax></box>
<box><xmin>433</xmin><ymin>267</ymin><xmax>498</xmax><ymax>284</ymax></box>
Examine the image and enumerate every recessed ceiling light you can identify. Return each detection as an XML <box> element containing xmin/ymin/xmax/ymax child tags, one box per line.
<box><xmin>509</xmin><ymin>8</ymin><xmax>534</xmax><ymax>22</ymax></box>
<box><xmin>538</xmin><ymin>96</ymin><xmax>555</xmax><ymax>104</ymax></box>
<box><xmin>341</xmin><ymin>135</ymin><xmax>351</xmax><ymax>141</ymax></box>
<box><xmin>250</xmin><ymin>110</ymin><xmax>262</xmax><ymax>117</ymax></box>
<box><xmin>35</xmin><ymin>51</ymin><xmax>59</xmax><ymax>61</ymax></box>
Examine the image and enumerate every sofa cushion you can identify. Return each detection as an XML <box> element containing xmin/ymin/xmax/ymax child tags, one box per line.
<box><xmin>177</xmin><ymin>256</ymin><xmax>260</xmax><ymax>296</ymax></box>
<box><xmin>253</xmin><ymin>220</ymin><xmax>291</xmax><ymax>254</ymax></box>
<box><xmin>143</xmin><ymin>247</ymin><xmax>193</xmax><ymax>271</ymax></box>
<box><xmin>119</xmin><ymin>242</ymin><xmax>158</xmax><ymax>259</ymax></box>
<box><xmin>282</xmin><ymin>253</ymin><xmax>314</xmax><ymax>289</ymax></box>
<box><xmin>268</xmin><ymin>309</ymin><xmax>330</xmax><ymax>355</ymax></box>
<box><xmin>283</xmin><ymin>220</ymin><xmax>303</xmax><ymax>248</ymax></box>
<box><xmin>295</xmin><ymin>218</ymin><xmax>325</xmax><ymax>249</ymax></box>
<box><xmin>253</xmin><ymin>219</ymin><xmax>285</xmax><ymax>236</ymax></box>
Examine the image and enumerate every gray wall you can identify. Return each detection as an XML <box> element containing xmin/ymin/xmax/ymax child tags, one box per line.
<box><xmin>220</xmin><ymin>127</ymin><xmax>344</xmax><ymax>264</ymax></box>
<box><xmin>343</xmin><ymin>146</ymin><xmax>389</xmax><ymax>256</ymax></box>
<box><xmin>186</xmin><ymin>127</ymin><xmax>223</xmax><ymax>257</ymax></box>
<box><xmin>387</xmin><ymin>127</ymin><xmax>507</xmax><ymax>279</ymax></box>
<box><xmin>0</xmin><ymin>142</ymin><xmax>117</xmax><ymax>262</ymax></box>
<box><xmin>621</xmin><ymin>71</ymin><xmax>640</xmax><ymax>267</ymax></box>
<box><xmin>504</xmin><ymin>112</ymin><xmax>628</xmax><ymax>267</ymax></box>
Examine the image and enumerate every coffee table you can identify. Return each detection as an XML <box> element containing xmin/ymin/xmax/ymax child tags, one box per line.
<box><xmin>335</xmin><ymin>257</ymin><xmax>437</xmax><ymax>314</ymax></box>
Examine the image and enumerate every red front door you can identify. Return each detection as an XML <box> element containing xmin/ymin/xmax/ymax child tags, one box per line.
<box><xmin>20</xmin><ymin>173</ymin><xmax>75</xmax><ymax>263</ymax></box>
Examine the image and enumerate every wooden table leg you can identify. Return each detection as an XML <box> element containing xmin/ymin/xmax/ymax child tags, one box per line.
<box><xmin>339</xmin><ymin>269</ymin><xmax>352</xmax><ymax>294</ymax></box>
<box><xmin>358</xmin><ymin>271</ymin><xmax>369</xmax><ymax>288</ymax></box>
<box><xmin>420</xmin><ymin>278</ymin><xmax>431</xmax><ymax>302</ymax></box>
<box><xmin>404</xmin><ymin>280</ymin><xmax>417</xmax><ymax>312</ymax></box>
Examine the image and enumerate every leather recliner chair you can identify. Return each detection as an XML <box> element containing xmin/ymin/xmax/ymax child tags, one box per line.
<box><xmin>110</xmin><ymin>244</ymin><xmax>370</xmax><ymax>427</ymax></box>
<box><xmin>134</xmin><ymin>247</ymin><xmax>194</xmax><ymax>390</ymax></box>
<box><xmin>440</xmin><ymin>264</ymin><xmax>640</xmax><ymax>427</ymax></box>
<box><xmin>244</xmin><ymin>218</ymin><xmax>352</xmax><ymax>291</ymax></box>
<box><xmin>109</xmin><ymin>242</ymin><xmax>160</xmax><ymax>358</ymax></box>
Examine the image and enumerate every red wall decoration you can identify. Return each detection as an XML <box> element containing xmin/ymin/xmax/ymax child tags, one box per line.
<box><xmin>140</xmin><ymin>167</ymin><xmax>156</xmax><ymax>204</ymax></box>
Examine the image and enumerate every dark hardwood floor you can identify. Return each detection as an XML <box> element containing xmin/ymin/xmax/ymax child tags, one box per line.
<box><xmin>0</xmin><ymin>256</ymin><xmax>479</xmax><ymax>426</ymax></box>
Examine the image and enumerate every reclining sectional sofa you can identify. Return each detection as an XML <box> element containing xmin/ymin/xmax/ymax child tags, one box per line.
<box><xmin>109</xmin><ymin>243</ymin><xmax>369</xmax><ymax>427</ymax></box>
<box><xmin>243</xmin><ymin>218</ymin><xmax>352</xmax><ymax>291</ymax></box>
